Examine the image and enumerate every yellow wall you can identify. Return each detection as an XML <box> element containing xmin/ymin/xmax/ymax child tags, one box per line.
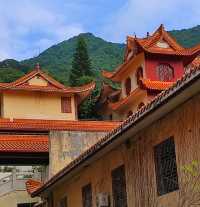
<box><xmin>51</xmin><ymin>92</ymin><xmax>200</xmax><ymax>207</ymax></box>
<box><xmin>1</xmin><ymin>91</ymin><xmax>77</xmax><ymax>120</ymax></box>
<box><xmin>121</xmin><ymin>53</ymin><xmax>145</xmax><ymax>98</ymax></box>
<box><xmin>0</xmin><ymin>190</ymin><xmax>39</xmax><ymax>207</ymax></box>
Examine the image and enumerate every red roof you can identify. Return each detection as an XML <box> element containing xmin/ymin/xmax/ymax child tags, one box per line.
<box><xmin>102</xmin><ymin>25</ymin><xmax>200</xmax><ymax>81</ymax></box>
<box><xmin>141</xmin><ymin>79</ymin><xmax>174</xmax><ymax>90</ymax></box>
<box><xmin>26</xmin><ymin>179</ymin><xmax>43</xmax><ymax>194</ymax></box>
<box><xmin>0</xmin><ymin>66</ymin><xmax>95</xmax><ymax>104</ymax></box>
<box><xmin>0</xmin><ymin>118</ymin><xmax>121</xmax><ymax>132</ymax></box>
<box><xmin>0</xmin><ymin>135</ymin><xmax>48</xmax><ymax>153</ymax></box>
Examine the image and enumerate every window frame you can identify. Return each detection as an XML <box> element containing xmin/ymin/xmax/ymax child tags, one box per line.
<box><xmin>82</xmin><ymin>183</ymin><xmax>92</xmax><ymax>207</ymax></box>
<box><xmin>154</xmin><ymin>137</ymin><xmax>179</xmax><ymax>196</ymax></box>
<box><xmin>61</xmin><ymin>97</ymin><xmax>72</xmax><ymax>113</ymax></box>
<box><xmin>156</xmin><ymin>63</ymin><xmax>174</xmax><ymax>82</ymax></box>
<box><xmin>111</xmin><ymin>165</ymin><xmax>128</xmax><ymax>207</ymax></box>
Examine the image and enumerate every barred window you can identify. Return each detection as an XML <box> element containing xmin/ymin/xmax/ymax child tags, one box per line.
<box><xmin>58</xmin><ymin>196</ymin><xmax>67</xmax><ymax>207</ymax></box>
<box><xmin>112</xmin><ymin>165</ymin><xmax>127</xmax><ymax>207</ymax></box>
<box><xmin>61</xmin><ymin>97</ymin><xmax>72</xmax><ymax>113</ymax></box>
<box><xmin>154</xmin><ymin>137</ymin><xmax>179</xmax><ymax>196</ymax></box>
<box><xmin>82</xmin><ymin>183</ymin><xmax>92</xmax><ymax>207</ymax></box>
<box><xmin>157</xmin><ymin>64</ymin><xmax>174</xmax><ymax>81</ymax></box>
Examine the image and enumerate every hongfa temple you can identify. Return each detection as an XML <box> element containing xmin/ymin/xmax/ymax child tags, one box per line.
<box><xmin>2</xmin><ymin>25</ymin><xmax>200</xmax><ymax>207</ymax></box>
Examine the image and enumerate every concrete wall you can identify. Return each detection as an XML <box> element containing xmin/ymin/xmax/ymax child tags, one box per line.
<box><xmin>1</xmin><ymin>91</ymin><xmax>77</xmax><ymax>120</ymax></box>
<box><xmin>49</xmin><ymin>131</ymin><xmax>107</xmax><ymax>176</ymax></box>
<box><xmin>0</xmin><ymin>190</ymin><xmax>39</xmax><ymax>207</ymax></box>
<box><xmin>51</xmin><ymin>92</ymin><xmax>200</xmax><ymax>207</ymax></box>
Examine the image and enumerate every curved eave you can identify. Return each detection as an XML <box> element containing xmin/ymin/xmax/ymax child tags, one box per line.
<box><xmin>108</xmin><ymin>88</ymin><xmax>145</xmax><ymax>111</ymax></box>
<box><xmin>73</xmin><ymin>82</ymin><xmax>96</xmax><ymax>105</ymax></box>
<box><xmin>97</xmin><ymin>82</ymin><xmax>121</xmax><ymax>105</ymax></box>
<box><xmin>141</xmin><ymin>79</ymin><xmax>174</xmax><ymax>91</ymax></box>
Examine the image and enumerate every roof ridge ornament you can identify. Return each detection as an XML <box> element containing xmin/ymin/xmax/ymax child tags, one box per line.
<box><xmin>35</xmin><ymin>63</ymin><xmax>41</xmax><ymax>71</ymax></box>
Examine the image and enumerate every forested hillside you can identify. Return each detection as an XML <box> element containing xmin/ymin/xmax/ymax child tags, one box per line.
<box><xmin>1</xmin><ymin>25</ymin><xmax>200</xmax><ymax>85</ymax></box>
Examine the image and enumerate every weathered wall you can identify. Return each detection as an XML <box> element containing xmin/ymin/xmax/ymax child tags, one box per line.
<box><xmin>49</xmin><ymin>131</ymin><xmax>107</xmax><ymax>176</ymax></box>
<box><xmin>2</xmin><ymin>91</ymin><xmax>77</xmax><ymax>120</ymax></box>
<box><xmin>0</xmin><ymin>190</ymin><xmax>39</xmax><ymax>207</ymax></box>
<box><xmin>52</xmin><ymin>92</ymin><xmax>200</xmax><ymax>207</ymax></box>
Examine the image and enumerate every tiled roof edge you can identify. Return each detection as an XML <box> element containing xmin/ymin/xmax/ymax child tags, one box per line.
<box><xmin>32</xmin><ymin>67</ymin><xmax>200</xmax><ymax>197</ymax></box>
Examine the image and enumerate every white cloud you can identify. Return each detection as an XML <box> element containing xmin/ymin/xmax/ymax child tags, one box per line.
<box><xmin>101</xmin><ymin>0</ymin><xmax>200</xmax><ymax>42</ymax></box>
<box><xmin>0</xmin><ymin>0</ymin><xmax>85</xmax><ymax>60</ymax></box>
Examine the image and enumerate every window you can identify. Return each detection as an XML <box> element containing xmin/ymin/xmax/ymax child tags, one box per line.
<box><xmin>109</xmin><ymin>114</ymin><xmax>113</xmax><ymax>120</ymax></box>
<box><xmin>154</xmin><ymin>137</ymin><xmax>179</xmax><ymax>196</ymax></box>
<box><xmin>82</xmin><ymin>183</ymin><xmax>92</xmax><ymax>207</ymax></box>
<box><xmin>125</xmin><ymin>77</ymin><xmax>131</xmax><ymax>96</ymax></box>
<box><xmin>61</xmin><ymin>97</ymin><xmax>72</xmax><ymax>113</ymax></box>
<box><xmin>112</xmin><ymin>165</ymin><xmax>127</xmax><ymax>207</ymax></box>
<box><xmin>157</xmin><ymin>64</ymin><xmax>174</xmax><ymax>81</ymax></box>
<box><xmin>136</xmin><ymin>67</ymin><xmax>143</xmax><ymax>85</ymax></box>
<box><xmin>58</xmin><ymin>196</ymin><xmax>67</xmax><ymax>207</ymax></box>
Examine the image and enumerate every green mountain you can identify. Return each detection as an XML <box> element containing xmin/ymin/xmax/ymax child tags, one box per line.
<box><xmin>1</xmin><ymin>25</ymin><xmax>200</xmax><ymax>85</ymax></box>
<box><xmin>22</xmin><ymin>33</ymin><xmax>125</xmax><ymax>85</ymax></box>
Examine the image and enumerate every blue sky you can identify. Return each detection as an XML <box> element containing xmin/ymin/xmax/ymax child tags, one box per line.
<box><xmin>0</xmin><ymin>0</ymin><xmax>200</xmax><ymax>60</ymax></box>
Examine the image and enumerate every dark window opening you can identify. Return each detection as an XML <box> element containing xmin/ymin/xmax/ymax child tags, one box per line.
<box><xmin>125</xmin><ymin>77</ymin><xmax>131</xmax><ymax>96</ymax></box>
<box><xmin>82</xmin><ymin>183</ymin><xmax>92</xmax><ymax>207</ymax></box>
<box><xmin>109</xmin><ymin>114</ymin><xmax>113</xmax><ymax>120</ymax></box>
<box><xmin>154</xmin><ymin>137</ymin><xmax>179</xmax><ymax>196</ymax></box>
<box><xmin>157</xmin><ymin>64</ymin><xmax>174</xmax><ymax>81</ymax></box>
<box><xmin>136</xmin><ymin>67</ymin><xmax>143</xmax><ymax>85</ymax></box>
<box><xmin>112</xmin><ymin>165</ymin><xmax>127</xmax><ymax>207</ymax></box>
<box><xmin>59</xmin><ymin>196</ymin><xmax>68</xmax><ymax>207</ymax></box>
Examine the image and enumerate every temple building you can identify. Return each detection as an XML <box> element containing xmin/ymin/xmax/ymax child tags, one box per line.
<box><xmin>0</xmin><ymin>64</ymin><xmax>95</xmax><ymax>121</ymax></box>
<box><xmin>0</xmin><ymin>65</ymin><xmax>120</xmax><ymax>207</ymax></box>
<box><xmin>98</xmin><ymin>24</ymin><xmax>200</xmax><ymax>120</ymax></box>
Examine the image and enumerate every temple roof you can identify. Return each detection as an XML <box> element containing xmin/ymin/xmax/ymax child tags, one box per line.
<box><xmin>0</xmin><ymin>135</ymin><xmax>48</xmax><ymax>153</ymax></box>
<box><xmin>0</xmin><ymin>65</ymin><xmax>95</xmax><ymax>104</ymax></box>
<box><xmin>102</xmin><ymin>25</ymin><xmax>200</xmax><ymax>82</ymax></box>
<box><xmin>26</xmin><ymin>179</ymin><xmax>43</xmax><ymax>195</ymax></box>
<box><xmin>31</xmin><ymin>66</ymin><xmax>200</xmax><ymax>197</ymax></box>
<box><xmin>141</xmin><ymin>79</ymin><xmax>174</xmax><ymax>91</ymax></box>
<box><xmin>0</xmin><ymin>118</ymin><xmax>121</xmax><ymax>132</ymax></box>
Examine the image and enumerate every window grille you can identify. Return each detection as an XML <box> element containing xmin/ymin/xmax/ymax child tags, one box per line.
<box><xmin>82</xmin><ymin>183</ymin><xmax>92</xmax><ymax>207</ymax></box>
<box><xmin>157</xmin><ymin>64</ymin><xmax>174</xmax><ymax>81</ymax></box>
<box><xmin>61</xmin><ymin>97</ymin><xmax>72</xmax><ymax>113</ymax></box>
<box><xmin>111</xmin><ymin>165</ymin><xmax>127</xmax><ymax>207</ymax></box>
<box><xmin>59</xmin><ymin>196</ymin><xmax>67</xmax><ymax>207</ymax></box>
<box><xmin>154</xmin><ymin>137</ymin><xmax>179</xmax><ymax>196</ymax></box>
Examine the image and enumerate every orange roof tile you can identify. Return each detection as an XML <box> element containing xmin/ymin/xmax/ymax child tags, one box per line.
<box><xmin>0</xmin><ymin>135</ymin><xmax>48</xmax><ymax>153</ymax></box>
<box><xmin>0</xmin><ymin>66</ymin><xmax>95</xmax><ymax>104</ymax></box>
<box><xmin>26</xmin><ymin>179</ymin><xmax>43</xmax><ymax>195</ymax></box>
<box><xmin>0</xmin><ymin>118</ymin><xmax>121</xmax><ymax>132</ymax></box>
<box><xmin>108</xmin><ymin>88</ymin><xmax>143</xmax><ymax>111</ymax></box>
<box><xmin>104</xmin><ymin>25</ymin><xmax>200</xmax><ymax>81</ymax></box>
<box><xmin>108</xmin><ymin>79</ymin><xmax>173</xmax><ymax>111</ymax></box>
<box><xmin>32</xmin><ymin>66</ymin><xmax>200</xmax><ymax>197</ymax></box>
<box><xmin>141</xmin><ymin>79</ymin><xmax>174</xmax><ymax>90</ymax></box>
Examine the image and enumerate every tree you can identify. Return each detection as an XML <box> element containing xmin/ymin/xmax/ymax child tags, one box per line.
<box><xmin>69</xmin><ymin>36</ymin><xmax>93</xmax><ymax>86</ymax></box>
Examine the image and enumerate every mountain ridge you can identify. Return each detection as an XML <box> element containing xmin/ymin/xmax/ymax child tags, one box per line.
<box><xmin>1</xmin><ymin>25</ymin><xmax>200</xmax><ymax>85</ymax></box>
